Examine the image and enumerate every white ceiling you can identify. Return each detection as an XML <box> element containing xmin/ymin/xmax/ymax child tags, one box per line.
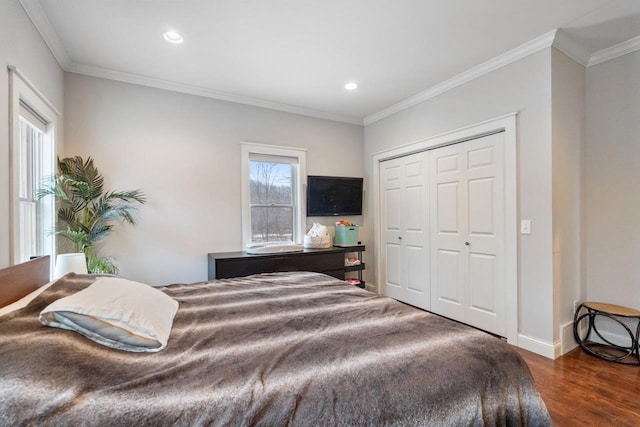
<box><xmin>21</xmin><ymin>0</ymin><xmax>640</xmax><ymax>125</ymax></box>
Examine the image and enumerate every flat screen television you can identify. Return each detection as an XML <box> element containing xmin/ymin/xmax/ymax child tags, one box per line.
<box><xmin>306</xmin><ymin>175</ymin><xmax>363</xmax><ymax>216</ymax></box>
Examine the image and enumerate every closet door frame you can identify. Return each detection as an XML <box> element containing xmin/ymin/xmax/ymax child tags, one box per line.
<box><xmin>372</xmin><ymin>113</ymin><xmax>518</xmax><ymax>345</ymax></box>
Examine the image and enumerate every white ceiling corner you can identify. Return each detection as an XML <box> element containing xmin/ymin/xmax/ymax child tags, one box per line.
<box><xmin>18</xmin><ymin>0</ymin><xmax>71</xmax><ymax>68</ymax></box>
<box><xmin>552</xmin><ymin>29</ymin><xmax>592</xmax><ymax>66</ymax></box>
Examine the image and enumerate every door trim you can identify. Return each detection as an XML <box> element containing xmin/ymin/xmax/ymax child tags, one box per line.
<box><xmin>372</xmin><ymin>113</ymin><xmax>518</xmax><ymax>345</ymax></box>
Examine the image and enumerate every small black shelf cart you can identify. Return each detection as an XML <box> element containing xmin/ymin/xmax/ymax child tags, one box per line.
<box><xmin>336</xmin><ymin>244</ymin><xmax>365</xmax><ymax>289</ymax></box>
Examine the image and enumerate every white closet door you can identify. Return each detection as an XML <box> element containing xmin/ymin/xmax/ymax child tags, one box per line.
<box><xmin>380</xmin><ymin>152</ymin><xmax>430</xmax><ymax>310</ymax></box>
<box><xmin>430</xmin><ymin>132</ymin><xmax>505</xmax><ymax>336</ymax></box>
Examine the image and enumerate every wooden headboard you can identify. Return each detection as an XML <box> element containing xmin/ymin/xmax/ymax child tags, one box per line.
<box><xmin>0</xmin><ymin>256</ymin><xmax>50</xmax><ymax>308</ymax></box>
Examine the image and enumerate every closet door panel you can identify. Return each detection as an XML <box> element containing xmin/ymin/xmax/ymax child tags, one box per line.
<box><xmin>436</xmin><ymin>182</ymin><xmax>459</xmax><ymax>234</ymax></box>
<box><xmin>385</xmin><ymin>243</ymin><xmax>402</xmax><ymax>289</ymax></box>
<box><xmin>469</xmin><ymin>253</ymin><xmax>496</xmax><ymax>314</ymax></box>
<box><xmin>430</xmin><ymin>143</ymin><xmax>467</xmax><ymax>321</ymax></box>
<box><xmin>437</xmin><ymin>249</ymin><xmax>462</xmax><ymax>304</ymax></box>
<box><xmin>407</xmin><ymin>245</ymin><xmax>426</xmax><ymax>294</ymax></box>
<box><xmin>380</xmin><ymin>152</ymin><xmax>430</xmax><ymax>310</ymax></box>
<box><xmin>430</xmin><ymin>132</ymin><xmax>505</xmax><ymax>337</ymax></box>
<box><xmin>464</xmin><ymin>133</ymin><xmax>505</xmax><ymax>335</ymax></box>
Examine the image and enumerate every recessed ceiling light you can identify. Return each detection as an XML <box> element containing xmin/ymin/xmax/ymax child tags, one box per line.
<box><xmin>344</xmin><ymin>82</ymin><xmax>359</xmax><ymax>91</ymax></box>
<box><xmin>163</xmin><ymin>31</ymin><xmax>184</xmax><ymax>44</ymax></box>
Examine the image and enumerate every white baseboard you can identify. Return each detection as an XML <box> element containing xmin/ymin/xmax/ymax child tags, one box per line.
<box><xmin>560</xmin><ymin>321</ymin><xmax>579</xmax><ymax>355</ymax></box>
<box><xmin>517</xmin><ymin>334</ymin><xmax>560</xmax><ymax>359</ymax></box>
<box><xmin>505</xmin><ymin>325</ymin><xmax>628</xmax><ymax>359</ymax></box>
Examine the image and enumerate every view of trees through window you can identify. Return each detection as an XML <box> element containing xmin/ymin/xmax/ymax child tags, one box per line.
<box><xmin>249</xmin><ymin>161</ymin><xmax>294</xmax><ymax>243</ymax></box>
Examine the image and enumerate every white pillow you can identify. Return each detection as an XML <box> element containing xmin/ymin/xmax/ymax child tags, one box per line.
<box><xmin>40</xmin><ymin>277</ymin><xmax>179</xmax><ymax>352</ymax></box>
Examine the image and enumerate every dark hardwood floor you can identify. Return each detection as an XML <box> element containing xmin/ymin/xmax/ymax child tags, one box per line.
<box><xmin>517</xmin><ymin>347</ymin><xmax>640</xmax><ymax>426</ymax></box>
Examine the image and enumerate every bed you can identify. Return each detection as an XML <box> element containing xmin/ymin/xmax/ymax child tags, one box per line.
<box><xmin>0</xmin><ymin>256</ymin><xmax>550</xmax><ymax>426</ymax></box>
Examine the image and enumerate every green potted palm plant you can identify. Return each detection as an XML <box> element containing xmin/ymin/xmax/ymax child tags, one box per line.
<box><xmin>38</xmin><ymin>156</ymin><xmax>146</xmax><ymax>274</ymax></box>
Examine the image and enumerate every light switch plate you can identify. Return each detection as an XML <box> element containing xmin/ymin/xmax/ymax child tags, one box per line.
<box><xmin>521</xmin><ymin>220</ymin><xmax>532</xmax><ymax>235</ymax></box>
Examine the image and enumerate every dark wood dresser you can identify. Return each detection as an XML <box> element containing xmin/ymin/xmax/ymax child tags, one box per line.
<box><xmin>208</xmin><ymin>247</ymin><xmax>346</xmax><ymax>280</ymax></box>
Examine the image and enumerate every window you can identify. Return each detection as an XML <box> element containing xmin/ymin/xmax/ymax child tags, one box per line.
<box><xmin>17</xmin><ymin>107</ymin><xmax>54</xmax><ymax>262</ymax></box>
<box><xmin>9</xmin><ymin>67</ymin><xmax>57</xmax><ymax>266</ymax></box>
<box><xmin>241</xmin><ymin>143</ymin><xmax>306</xmax><ymax>248</ymax></box>
<box><xmin>250</xmin><ymin>156</ymin><xmax>295</xmax><ymax>242</ymax></box>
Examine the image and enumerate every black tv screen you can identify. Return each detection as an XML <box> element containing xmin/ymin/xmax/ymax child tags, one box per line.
<box><xmin>307</xmin><ymin>176</ymin><xmax>363</xmax><ymax>216</ymax></box>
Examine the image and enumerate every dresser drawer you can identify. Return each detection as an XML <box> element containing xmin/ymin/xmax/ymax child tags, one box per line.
<box><xmin>208</xmin><ymin>249</ymin><xmax>345</xmax><ymax>280</ymax></box>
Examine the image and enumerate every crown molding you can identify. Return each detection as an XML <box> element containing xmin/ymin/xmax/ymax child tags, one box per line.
<box><xmin>19</xmin><ymin>0</ymin><xmax>640</xmax><ymax>127</ymax></box>
<box><xmin>552</xmin><ymin>29</ymin><xmax>591</xmax><ymax>66</ymax></box>
<box><xmin>364</xmin><ymin>29</ymin><xmax>557</xmax><ymax>125</ymax></box>
<box><xmin>19</xmin><ymin>0</ymin><xmax>71</xmax><ymax>68</ymax></box>
<box><xmin>66</xmin><ymin>63</ymin><xmax>363</xmax><ymax>125</ymax></box>
<box><xmin>588</xmin><ymin>35</ymin><xmax>640</xmax><ymax>67</ymax></box>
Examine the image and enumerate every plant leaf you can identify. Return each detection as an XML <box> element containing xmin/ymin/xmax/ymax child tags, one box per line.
<box><xmin>40</xmin><ymin>156</ymin><xmax>146</xmax><ymax>268</ymax></box>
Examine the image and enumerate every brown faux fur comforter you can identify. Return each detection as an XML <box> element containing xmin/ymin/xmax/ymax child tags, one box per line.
<box><xmin>0</xmin><ymin>272</ymin><xmax>550</xmax><ymax>426</ymax></box>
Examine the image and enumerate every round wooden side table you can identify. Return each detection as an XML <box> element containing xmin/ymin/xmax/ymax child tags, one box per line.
<box><xmin>573</xmin><ymin>301</ymin><xmax>640</xmax><ymax>365</ymax></box>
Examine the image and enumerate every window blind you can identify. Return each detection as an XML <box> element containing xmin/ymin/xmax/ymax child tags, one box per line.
<box><xmin>19</xmin><ymin>101</ymin><xmax>48</xmax><ymax>133</ymax></box>
<box><xmin>249</xmin><ymin>153</ymin><xmax>298</xmax><ymax>165</ymax></box>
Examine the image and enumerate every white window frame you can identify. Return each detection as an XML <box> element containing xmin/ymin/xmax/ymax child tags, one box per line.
<box><xmin>8</xmin><ymin>66</ymin><xmax>59</xmax><ymax>270</ymax></box>
<box><xmin>240</xmin><ymin>142</ymin><xmax>306</xmax><ymax>249</ymax></box>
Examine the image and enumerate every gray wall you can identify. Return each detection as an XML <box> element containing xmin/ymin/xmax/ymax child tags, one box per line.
<box><xmin>364</xmin><ymin>49</ymin><xmax>555</xmax><ymax>345</ymax></box>
<box><xmin>0</xmin><ymin>0</ymin><xmax>64</xmax><ymax>268</ymax></box>
<box><xmin>585</xmin><ymin>50</ymin><xmax>640</xmax><ymax>306</ymax></box>
<box><xmin>63</xmin><ymin>73</ymin><xmax>364</xmax><ymax>285</ymax></box>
